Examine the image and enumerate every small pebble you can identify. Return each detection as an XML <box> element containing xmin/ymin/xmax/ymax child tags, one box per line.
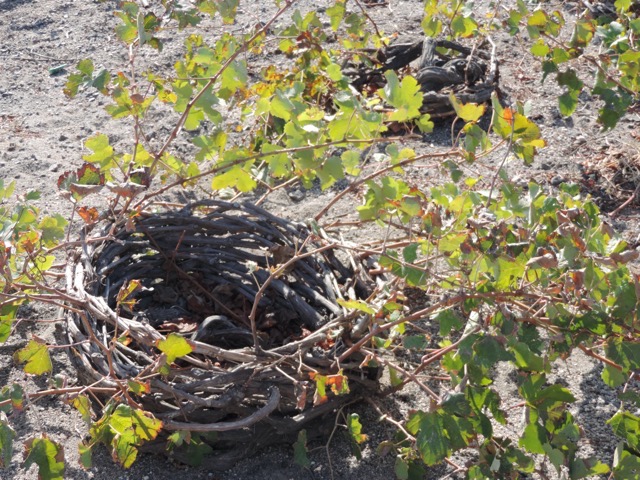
<box><xmin>551</xmin><ymin>175</ymin><xmax>565</xmax><ymax>186</ymax></box>
<box><xmin>540</xmin><ymin>161</ymin><xmax>552</xmax><ymax>171</ymax></box>
<box><xmin>287</xmin><ymin>188</ymin><xmax>305</xmax><ymax>202</ymax></box>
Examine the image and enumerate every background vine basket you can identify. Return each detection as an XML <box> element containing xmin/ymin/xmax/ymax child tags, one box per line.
<box><xmin>64</xmin><ymin>200</ymin><xmax>383</xmax><ymax>468</ymax></box>
<box><xmin>345</xmin><ymin>35</ymin><xmax>499</xmax><ymax>118</ymax></box>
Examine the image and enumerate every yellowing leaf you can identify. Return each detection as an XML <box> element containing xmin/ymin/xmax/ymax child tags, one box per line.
<box><xmin>530</xmin><ymin>39</ymin><xmax>550</xmax><ymax>57</ymax></box>
<box><xmin>347</xmin><ymin>413</ymin><xmax>368</xmax><ymax>444</ymax></box>
<box><xmin>116</xmin><ymin>279</ymin><xmax>142</xmax><ymax>312</ymax></box>
<box><xmin>14</xmin><ymin>339</ymin><xmax>52</xmax><ymax>375</ymax></box>
<box><xmin>77</xmin><ymin>207</ymin><xmax>99</xmax><ymax>225</ymax></box>
<box><xmin>83</xmin><ymin>134</ymin><xmax>114</xmax><ymax>166</ymax></box>
<box><xmin>157</xmin><ymin>333</ymin><xmax>193</xmax><ymax>364</ymax></box>
<box><xmin>0</xmin><ymin>384</ymin><xmax>24</xmax><ymax>412</ymax></box>
<box><xmin>337</xmin><ymin>299</ymin><xmax>375</xmax><ymax>315</ymax></box>
<box><xmin>449</xmin><ymin>94</ymin><xmax>486</xmax><ymax>123</ymax></box>
<box><xmin>326</xmin><ymin>0</ymin><xmax>346</xmax><ymax>31</ymax></box>
<box><xmin>211</xmin><ymin>167</ymin><xmax>257</xmax><ymax>192</ymax></box>
<box><xmin>107</xmin><ymin>405</ymin><xmax>163</xmax><ymax>468</ymax></box>
<box><xmin>72</xmin><ymin>395</ymin><xmax>93</xmax><ymax>425</ymax></box>
<box><xmin>127</xmin><ymin>380</ymin><xmax>151</xmax><ymax>396</ymax></box>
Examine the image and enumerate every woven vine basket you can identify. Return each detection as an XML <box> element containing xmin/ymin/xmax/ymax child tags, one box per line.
<box><xmin>64</xmin><ymin>200</ymin><xmax>383</xmax><ymax>468</ymax></box>
<box><xmin>345</xmin><ymin>35</ymin><xmax>499</xmax><ymax>119</ymax></box>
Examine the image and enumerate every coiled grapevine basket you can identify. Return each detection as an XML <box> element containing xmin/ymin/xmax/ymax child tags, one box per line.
<box><xmin>64</xmin><ymin>200</ymin><xmax>383</xmax><ymax>468</ymax></box>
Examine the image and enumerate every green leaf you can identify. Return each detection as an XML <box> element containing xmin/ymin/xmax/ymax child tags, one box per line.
<box><xmin>318</xmin><ymin>156</ymin><xmax>344</xmax><ymax>190</ymax></box>
<box><xmin>219</xmin><ymin>60</ymin><xmax>248</xmax><ymax>98</ymax></box>
<box><xmin>557</xmin><ymin>69</ymin><xmax>583</xmax><ymax>91</ymax></box>
<box><xmin>115</xmin><ymin>3</ymin><xmax>139</xmax><ymax>44</ymax></box>
<box><xmin>403</xmin><ymin>335</ymin><xmax>429</xmax><ymax>350</ymax></box>
<box><xmin>608</xmin><ymin>411</ymin><xmax>640</xmax><ymax>450</ymax></box>
<box><xmin>614</xmin><ymin>449</ymin><xmax>640</xmax><ymax>479</ymax></box>
<box><xmin>435</xmin><ymin>309</ymin><xmax>464</xmax><ymax>336</ymax></box>
<box><xmin>341</xmin><ymin>150</ymin><xmax>361</xmax><ymax>176</ymax></box>
<box><xmin>558</xmin><ymin>90</ymin><xmax>579</xmax><ymax>117</ymax></box>
<box><xmin>14</xmin><ymin>339</ymin><xmax>52</xmax><ymax>375</ymax></box>
<box><xmin>415</xmin><ymin>412</ymin><xmax>449</xmax><ymax>465</ymax></box>
<box><xmin>293</xmin><ymin>430</ymin><xmax>310</xmax><ymax>468</ymax></box>
<box><xmin>535</xmin><ymin>384</ymin><xmax>576</xmax><ymax>404</ymax></box>
<box><xmin>571</xmin><ymin>456</ymin><xmax>610</xmax><ymax>477</ymax></box>
<box><xmin>326</xmin><ymin>0</ymin><xmax>346</xmax><ymax>31</ymax></box>
<box><xmin>0</xmin><ymin>413</ymin><xmax>16</xmax><ymax>468</ymax></box>
<box><xmin>618</xmin><ymin>391</ymin><xmax>640</xmax><ymax>408</ymax></box>
<box><xmin>262</xmin><ymin>143</ymin><xmax>291</xmax><ymax>178</ymax></box>
<box><xmin>527</xmin><ymin>9</ymin><xmax>548</xmax><ymax>28</ymax></box>
<box><xmin>379</xmin><ymin>71</ymin><xmax>423</xmax><ymax>122</ymax></box>
<box><xmin>389</xmin><ymin>366</ymin><xmax>404</xmax><ymax>387</ymax></box>
<box><xmin>78</xmin><ymin>441</ymin><xmax>92</xmax><ymax>469</ymax></box>
<box><xmin>0</xmin><ymin>316</ymin><xmax>13</xmax><ymax>344</ymax></box>
<box><xmin>270</xmin><ymin>91</ymin><xmax>295</xmax><ymax>121</ymax></box>
<box><xmin>157</xmin><ymin>333</ymin><xmax>194</xmax><ymax>364</ymax></box>
<box><xmin>615</xmin><ymin>0</ymin><xmax>631</xmax><ymax>11</ymax></box>
<box><xmin>520</xmin><ymin>423</ymin><xmax>547</xmax><ymax>455</ymax></box>
<box><xmin>530</xmin><ymin>39</ymin><xmax>550</xmax><ymax>57</ymax></box>
<box><xmin>449</xmin><ymin>94</ymin><xmax>486</xmax><ymax>123</ymax></box>
<box><xmin>193</xmin><ymin>132</ymin><xmax>225</xmax><ymax>162</ymax></box>
<box><xmin>569</xmin><ymin>20</ymin><xmax>595</xmax><ymax>49</ymax></box>
<box><xmin>451</xmin><ymin>15</ymin><xmax>478</xmax><ymax>38</ymax></box>
<box><xmin>395</xmin><ymin>456</ymin><xmax>409</xmax><ymax>480</ymax></box>
<box><xmin>23</xmin><ymin>436</ymin><xmax>65</xmax><ymax>480</ymax></box>
<box><xmin>416</xmin><ymin>113</ymin><xmax>434</xmax><ymax>133</ymax></box>
<box><xmin>216</xmin><ymin>0</ymin><xmax>239</xmax><ymax>23</ymax></box>
<box><xmin>511</xmin><ymin>342</ymin><xmax>544</xmax><ymax>372</ymax></box>
<box><xmin>127</xmin><ymin>380</ymin><xmax>150</xmax><ymax>396</ymax></box>
<box><xmin>474</xmin><ymin>336</ymin><xmax>512</xmax><ymax>368</ymax></box>
<box><xmin>441</xmin><ymin>393</ymin><xmax>471</xmax><ymax>417</ymax></box>
<box><xmin>63</xmin><ymin>58</ymin><xmax>111</xmax><ymax>98</ymax></box>
<box><xmin>602</xmin><ymin>364</ymin><xmax>626</xmax><ymax>388</ymax></box>
<box><xmin>83</xmin><ymin>134</ymin><xmax>115</xmax><ymax>167</ymax></box>
<box><xmin>38</xmin><ymin>215</ymin><xmax>67</xmax><ymax>246</ymax></box>
<box><xmin>519</xmin><ymin>374</ymin><xmax>546</xmax><ymax>403</ymax></box>
<box><xmin>183</xmin><ymin>108</ymin><xmax>205</xmax><ymax>130</ymax></box>
<box><xmin>72</xmin><ymin>395</ymin><xmax>92</xmax><ymax>425</ymax></box>
<box><xmin>211</xmin><ymin>167</ymin><xmax>257</xmax><ymax>193</ymax></box>
<box><xmin>402</xmin><ymin>244</ymin><xmax>418</xmax><ymax>263</ymax></box>
<box><xmin>607</xmin><ymin>338</ymin><xmax>640</xmax><ymax>372</ymax></box>
<box><xmin>337</xmin><ymin>299</ymin><xmax>375</xmax><ymax>315</ymax></box>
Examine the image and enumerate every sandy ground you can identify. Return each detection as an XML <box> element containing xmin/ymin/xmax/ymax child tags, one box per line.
<box><xmin>1</xmin><ymin>0</ymin><xmax>639</xmax><ymax>479</ymax></box>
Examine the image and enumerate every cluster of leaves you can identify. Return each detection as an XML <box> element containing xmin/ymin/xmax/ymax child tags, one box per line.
<box><xmin>0</xmin><ymin>180</ymin><xmax>67</xmax><ymax>341</ymax></box>
<box><xmin>363</xmin><ymin>171</ymin><xmax>639</xmax><ymax>478</ymax></box>
<box><xmin>505</xmin><ymin>0</ymin><xmax>639</xmax><ymax>128</ymax></box>
<box><xmin>422</xmin><ymin>0</ymin><xmax>639</xmax><ymax>129</ymax></box>
<box><xmin>1</xmin><ymin>0</ymin><xmax>639</xmax><ymax>479</ymax></box>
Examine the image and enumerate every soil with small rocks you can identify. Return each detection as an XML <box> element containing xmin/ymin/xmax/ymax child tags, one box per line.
<box><xmin>1</xmin><ymin>1</ymin><xmax>639</xmax><ymax>479</ymax></box>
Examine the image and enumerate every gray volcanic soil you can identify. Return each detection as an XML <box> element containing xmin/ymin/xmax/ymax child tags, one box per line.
<box><xmin>1</xmin><ymin>0</ymin><xmax>639</xmax><ymax>479</ymax></box>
